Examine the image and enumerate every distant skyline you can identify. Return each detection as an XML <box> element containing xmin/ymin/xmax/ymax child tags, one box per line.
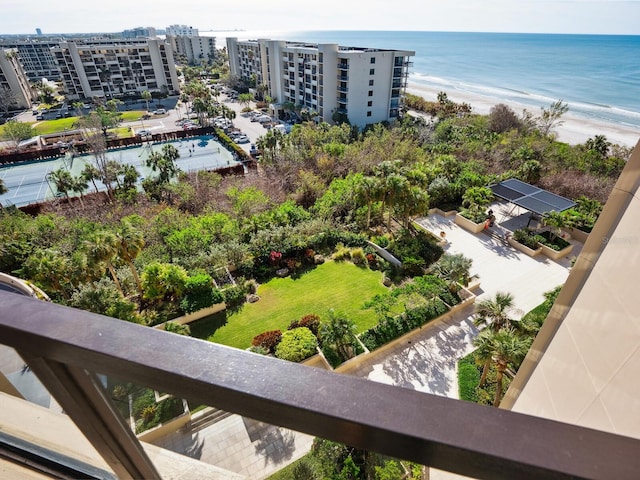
<box><xmin>2</xmin><ymin>0</ymin><xmax>640</xmax><ymax>36</ymax></box>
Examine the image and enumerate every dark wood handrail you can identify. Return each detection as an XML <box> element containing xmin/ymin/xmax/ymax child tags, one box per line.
<box><xmin>1</xmin><ymin>291</ymin><xmax>639</xmax><ymax>480</ymax></box>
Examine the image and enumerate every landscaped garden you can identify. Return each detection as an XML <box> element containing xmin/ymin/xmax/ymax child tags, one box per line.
<box><xmin>197</xmin><ymin>260</ymin><xmax>389</xmax><ymax>349</ymax></box>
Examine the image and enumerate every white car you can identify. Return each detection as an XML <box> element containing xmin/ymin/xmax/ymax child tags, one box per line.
<box><xmin>152</xmin><ymin>108</ymin><xmax>166</xmax><ymax>115</ymax></box>
<box><xmin>234</xmin><ymin>135</ymin><xmax>250</xmax><ymax>144</ymax></box>
<box><xmin>136</xmin><ymin>129</ymin><xmax>151</xmax><ymax>137</ymax></box>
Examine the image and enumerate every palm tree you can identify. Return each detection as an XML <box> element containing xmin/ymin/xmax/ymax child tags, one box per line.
<box><xmin>319</xmin><ymin>310</ymin><xmax>359</xmax><ymax>362</ymax></box>
<box><xmin>384</xmin><ymin>173</ymin><xmax>408</xmax><ymax>231</ymax></box>
<box><xmin>0</xmin><ymin>178</ymin><xmax>7</xmax><ymax>209</ymax></box>
<box><xmin>491</xmin><ymin>328</ymin><xmax>529</xmax><ymax>406</ymax></box>
<box><xmin>84</xmin><ymin>231</ymin><xmax>124</xmax><ymax>297</ymax></box>
<box><xmin>472</xmin><ymin>329</ymin><xmax>495</xmax><ymax>387</ymax></box>
<box><xmin>163</xmin><ymin>321</ymin><xmax>191</xmax><ymax>336</ymax></box>
<box><xmin>115</xmin><ymin>219</ymin><xmax>145</xmax><ymax>296</ymax></box>
<box><xmin>71</xmin><ymin>175</ymin><xmax>88</xmax><ymax>209</ymax></box>
<box><xmin>542</xmin><ymin>210</ymin><xmax>567</xmax><ymax>242</ymax></box>
<box><xmin>47</xmin><ymin>168</ymin><xmax>74</xmax><ymax>202</ymax></box>
<box><xmin>141</xmin><ymin>90</ymin><xmax>152</xmax><ymax>113</ymax></box>
<box><xmin>474</xmin><ymin>292</ymin><xmax>520</xmax><ymax>332</ymax></box>
<box><xmin>432</xmin><ymin>253</ymin><xmax>473</xmax><ymax>291</ymax></box>
<box><xmin>355</xmin><ymin>175</ymin><xmax>381</xmax><ymax>229</ymax></box>
<box><xmin>81</xmin><ymin>162</ymin><xmax>101</xmax><ymax>194</ymax></box>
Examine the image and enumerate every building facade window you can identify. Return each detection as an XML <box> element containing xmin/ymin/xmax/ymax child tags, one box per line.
<box><xmin>370</xmin><ymin>57</ymin><xmax>376</xmax><ymax>64</ymax></box>
<box><xmin>369</xmin><ymin>68</ymin><xmax>375</xmax><ymax>75</ymax></box>
<box><xmin>367</xmin><ymin>111</ymin><xmax>372</xmax><ymax>117</ymax></box>
<box><xmin>369</xmin><ymin>79</ymin><xmax>374</xmax><ymax>86</ymax></box>
<box><xmin>368</xmin><ymin>100</ymin><xmax>373</xmax><ymax>107</ymax></box>
<box><xmin>368</xmin><ymin>90</ymin><xmax>373</xmax><ymax>96</ymax></box>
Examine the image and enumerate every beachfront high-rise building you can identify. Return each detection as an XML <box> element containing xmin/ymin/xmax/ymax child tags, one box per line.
<box><xmin>167</xmin><ymin>35</ymin><xmax>216</xmax><ymax>66</ymax></box>
<box><xmin>0</xmin><ymin>48</ymin><xmax>35</xmax><ymax>110</ymax></box>
<box><xmin>122</xmin><ymin>26</ymin><xmax>157</xmax><ymax>39</ymax></box>
<box><xmin>226</xmin><ymin>38</ymin><xmax>414</xmax><ymax>128</ymax></box>
<box><xmin>51</xmin><ymin>38</ymin><xmax>180</xmax><ymax>100</ymax></box>
<box><xmin>0</xmin><ymin>40</ymin><xmax>61</xmax><ymax>81</ymax></box>
<box><xmin>165</xmin><ymin>24</ymin><xmax>198</xmax><ymax>37</ymax></box>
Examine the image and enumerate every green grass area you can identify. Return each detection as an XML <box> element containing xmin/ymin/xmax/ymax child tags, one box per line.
<box><xmin>267</xmin><ymin>453</ymin><xmax>322</xmax><ymax>480</ymax></box>
<box><xmin>120</xmin><ymin>111</ymin><xmax>145</xmax><ymax>122</ymax></box>
<box><xmin>207</xmin><ymin>261</ymin><xmax>388</xmax><ymax>349</ymax></box>
<box><xmin>33</xmin><ymin>118</ymin><xmax>79</xmax><ymax>135</ymax></box>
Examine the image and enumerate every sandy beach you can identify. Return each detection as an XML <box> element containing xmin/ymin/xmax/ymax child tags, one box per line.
<box><xmin>407</xmin><ymin>82</ymin><xmax>640</xmax><ymax>149</ymax></box>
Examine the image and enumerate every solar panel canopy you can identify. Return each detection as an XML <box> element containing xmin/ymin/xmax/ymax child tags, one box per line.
<box><xmin>489</xmin><ymin>178</ymin><xmax>576</xmax><ymax>216</ymax></box>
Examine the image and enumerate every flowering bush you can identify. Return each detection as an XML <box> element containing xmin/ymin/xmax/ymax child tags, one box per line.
<box><xmin>269</xmin><ymin>251</ymin><xmax>282</xmax><ymax>265</ymax></box>
<box><xmin>251</xmin><ymin>330</ymin><xmax>282</xmax><ymax>353</ymax></box>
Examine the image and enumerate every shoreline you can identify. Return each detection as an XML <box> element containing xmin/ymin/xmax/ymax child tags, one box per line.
<box><xmin>407</xmin><ymin>81</ymin><xmax>640</xmax><ymax>148</ymax></box>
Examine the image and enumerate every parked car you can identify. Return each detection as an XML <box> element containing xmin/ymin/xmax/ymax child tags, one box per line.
<box><xmin>234</xmin><ymin>135</ymin><xmax>250</xmax><ymax>144</ymax></box>
<box><xmin>152</xmin><ymin>108</ymin><xmax>167</xmax><ymax>115</ymax></box>
<box><xmin>136</xmin><ymin>129</ymin><xmax>151</xmax><ymax>137</ymax></box>
<box><xmin>249</xmin><ymin>144</ymin><xmax>260</xmax><ymax>156</ymax></box>
<box><xmin>36</xmin><ymin>114</ymin><xmax>44</xmax><ymax>120</ymax></box>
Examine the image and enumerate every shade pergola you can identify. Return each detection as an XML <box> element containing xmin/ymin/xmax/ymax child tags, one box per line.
<box><xmin>489</xmin><ymin>178</ymin><xmax>575</xmax><ymax>216</ymax></box>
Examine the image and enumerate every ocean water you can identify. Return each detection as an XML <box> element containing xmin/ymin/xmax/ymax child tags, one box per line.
<box><xmin>209</xmin><ymin>30</ymin><xmax>640</xmax><ymax>129</ymax></box>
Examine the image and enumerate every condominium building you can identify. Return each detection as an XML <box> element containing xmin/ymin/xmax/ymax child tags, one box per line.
<box><xmin>122</xmin><ymin>26</ymin><xmax>157</xmax><ymax>39</ymax></box>
<box><xmin>226</xmin><ymin>38</ymin><xmax>414</xmax><ymax>128</ymax></box>
<box><xmin>51</xmin><ymin>38</ymin><xmax>180</xmax><ymax>100</ymax></box>
<box><xmin>165</xmin><ymin>24</ymin><xmax>199</xmax><ymax>37</ymax></box>
<box><xmin>0</xmin><ymin>40</ymin><xmax>60</xmax><ymax>81</ymax></box>
<box><xmin>168</xmin><ymin>35</ymin><xmax>216</xmax><ymax>65</ymax></box>
<box><xmin>0</xmin><ymin>48</ymin><xmax>35</xmax><ymax>110</ymax></box>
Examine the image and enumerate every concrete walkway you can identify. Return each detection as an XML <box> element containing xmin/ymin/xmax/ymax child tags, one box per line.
<box><xmin>153</xmin><ymin>203</ymin><xmax>579</xmax><ymax>478</ymax></box>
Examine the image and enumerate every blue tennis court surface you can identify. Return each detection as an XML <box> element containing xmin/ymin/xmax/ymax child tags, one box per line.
<box><xmin>0</xmin><ymin>135</ymin><xmax>237</xmax><ymax>207</ymax></box>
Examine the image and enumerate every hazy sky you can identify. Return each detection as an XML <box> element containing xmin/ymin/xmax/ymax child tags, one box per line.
<box><xmin>2</xmin><ymin>0</ymin><xmax>640</xmax><ymax>35</ymax></box>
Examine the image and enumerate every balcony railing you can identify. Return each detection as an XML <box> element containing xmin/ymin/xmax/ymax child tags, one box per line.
<box><xmin>1</xmin><ymin>291</ymin><xmax>639</xmax><ymax>480</ymax></box>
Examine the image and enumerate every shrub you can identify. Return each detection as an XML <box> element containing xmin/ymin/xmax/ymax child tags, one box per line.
<box><xmin>332</xmin><ymin>243</ymin><xmax>352</xmax><ymax>261</ymax></box>
<box><xmin>222</xmin><ymin>285</ymin><xmax>246</xmax><ymax>309</ymax></box>
<box><xmin>458</xmin><ymin>353</ymin><xmax>480</xmax><ymax>402</ymax></box>
<box><xmin>350</xmin><ymin>247</ymin><xmax>367</xmax><ymax>266</ymax></box>
<box><xmin>180</xmin><ymin>273</ymin><xmax>219</xmax><ymax>313</ymax></box>
<box><xmin>252</xmin><ymin>330</ymin><xmax>282</xmax><ymax>353</ymax></box>
<box><xmin>289</xmin><ymin>313</ymin><xmax>321</xmax><ymax>336</ymax></box>
<box><xmin>275</xmin><ymin>327</ymin><xmax>318</xmax><ymax>362</ymax></box>
<box><xmin>512</xmin><ymin>228</ymin><xmax>539</xmax><ymax>250</ymax></box>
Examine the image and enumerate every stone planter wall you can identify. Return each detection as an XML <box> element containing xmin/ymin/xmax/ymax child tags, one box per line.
<box><xmin>564</xmin><ymin>227</ymin><xmax>589</xmax><ymax>244</ymax></box>
<box><xmin>366</xmin><ymin>241</ymin><xmax>402</xmax><ymax>267</ymax></box>
<box><xmin>507</xmin><ymin>236</ymin><xmax>543</xmax><ymax>257</ymax></box>
<box><xmin>137</xmin><ymin>399</ymin><xmax>191</xmax><ymax>443</ymax></box>
<box><xmin>454</xmin><ymin>213</ymin><xmax>486</xmax><ymax>234</ymax></box>
<box><xmin>338</xmin><ymin>287</ymin><xmax>477</xmax><ymax>375</ymax></box>
<box><xmin>428</xmin><ymin>208</ymin><xmax>458</xmax><ymax>217</ymax></box>
<box><xmin>154</xmin><ymin>303</ymin><xmax>227</xmax><ymax>330</ymax></box>
<box><xmin>538</xmin><ymin>241</ymin><xmax>574</xmax><ymax>261</ymax></box>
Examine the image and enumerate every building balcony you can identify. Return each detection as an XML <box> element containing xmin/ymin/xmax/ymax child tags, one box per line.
<box><xmin>337</xmin><ymin>86</ymin><xmax>348</xmax><ymax>93</ymax></box>
<box><xmin>0</xmin><ymin>292</ymin><xmax>639</xmax><ymax>480</ymax></box>
<box><xmin>337</xmin><ymin>75</ymin><xmax>349</xmax><ymax>81</ymax></box>
<box><xmin>337</xmin><ymin>63</ymin><xmax>349</xmax><ymax>70</ymax></box>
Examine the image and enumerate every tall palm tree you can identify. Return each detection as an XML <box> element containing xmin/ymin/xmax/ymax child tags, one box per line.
<box><xmin>81</xmin><ymin>163</ymin><xmax>101</xmax><ymax>194</ymax></box>
<box><xmin>71</xmin><ymin>175</ymin><xmax>88</xmax><ymax>209</ymax></box>
<box><xmin>491</xmin><ymin>328</ymin><xmax>529</xmax><ymax>406</ymax></box>
<box><xmin>47</xmin><ymin>168</ymin><xmax>74</xmax><ymax>202</ymax></box>
<box><xmin>84</xmin><ymin>231</ymin><xmax>124</xmax><ymax>297</ymax></box>
<box><xmin>0</xmin><ymin>178</ymin><xmax>7</xmax><ymax>209</ymax></box>
<box><xmin>432</xmin><ymin>253</ymin><xmax>473</xmax><ymax>292</ymax></box>
<box><xmin>355</xmin><ymin>175</ymin><xmax>381</xmax><ymax>229</ymax></box>
<box><xmin>115</xmin><ymin>219</ymin><xmax>145</xmax><ymax>296</ymax></box>
<box><xmin>472</xmin><ymin>329</ymin><xmax>495</xmax><ymax>388</ymax></box>
<box><xmin>141</xmin><ymin>90</ymin><xmax>152</xmax><ymax>113</ymax></box>
<box><xmin>474</xmin><ymin>292</ymin><xmax>520</xmax><ymax>332</ymax></box>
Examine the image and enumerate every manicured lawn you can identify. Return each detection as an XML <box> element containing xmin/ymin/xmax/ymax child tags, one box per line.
<box><xmin>208</xmin><ymin>261</ymin><xmax>388</xmax><ymax>349</ymax></box>
<box><xmin>33</xmin><ymin>118</ymin><xmax>79</xmax><ymax>135</ymax></box>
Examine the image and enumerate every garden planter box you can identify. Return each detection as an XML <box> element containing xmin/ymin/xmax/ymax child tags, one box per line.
<box><xmin>507</xmin><ymin>236</ymin><xmax>543</xmax><ymax>257</ymax></box>
<box><xmin>428</xmin><ymin>207</ymin><xmax>458</xmax><ymax>217</ymax></box>
<box><xmin>136</xmin><ymin>399</ymin><xmax>191</xmax><ymax>443</ymax></box>
<box><xmin>564</xmin><ymin>227</ymin><xmax>589</xmax><ymax>244</ymax></box>
<box><xmin>455</xmin><ymin>213</ymin><xmax>486</xmax><ymax>234</ymax></box>
<box><xmin>537</xmin><ymin>241</ymin><xmax>574</xmax><ymax>261</ymax></box>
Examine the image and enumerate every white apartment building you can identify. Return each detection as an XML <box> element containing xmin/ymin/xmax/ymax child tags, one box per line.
<box><xmin>165</xmin><ymin>25</ymin><xmax>199</xmax><ymax>37</ymax></box>
<box><xmin>227</xmin><ymin>38</ymin><xmax>414</xmax><ymax>128</ymax></box>
<box><xmin>0</xmin><ymin>40</ymin><xmax>60</xmax><ymax>81</ymax></box>
<box><xmin>168</xmin><ymin>35</ymin><xmax>216</xmax><ymax>65</ymax></box>
<box><xmin>52</xmin><ymin>38</ymin><xmax>180</xmax><ymax>100</ymax></box>
<box><xmin>0</xmin><ymin>49</ymin><xmax>35</xmax><ymax>110</ymax></box>
<box><xmin>122</xmin><ymin>26</ymin><xmax>157</xmax><ymax>39</ymax></box>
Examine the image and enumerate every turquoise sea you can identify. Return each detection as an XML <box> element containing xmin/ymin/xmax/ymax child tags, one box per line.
<box><xmin>209</xmin><ymin>30</ymin><xmax>640</xmax><ymax>130</ymax></box>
